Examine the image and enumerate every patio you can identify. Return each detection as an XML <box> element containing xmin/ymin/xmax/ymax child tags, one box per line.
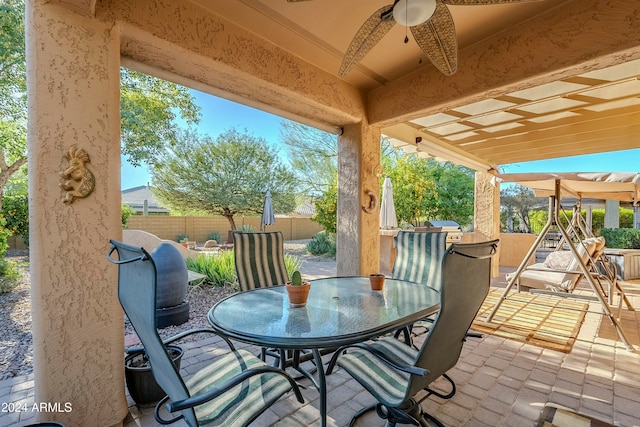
<box><xmin>2</xmin><ymin>262</ymin><xmax>639</xmax><ymax>427</ymax></box>
<box><xmin>21</xmin><ymin>1</ymin><xmax>640</xmax><ymax>423</ymax></box>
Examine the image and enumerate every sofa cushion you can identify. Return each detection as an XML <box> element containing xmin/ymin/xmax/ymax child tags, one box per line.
<box><xmin>543</xmin><ymin>251</ymin><xmax>574</xmax><ymax>270</ymax></box>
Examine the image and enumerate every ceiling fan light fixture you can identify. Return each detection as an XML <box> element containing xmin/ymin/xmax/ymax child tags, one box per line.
<box><xmin>393</xmin><ymin>0</ymin><xmax>436</xmax><ymax>27</ymax></box>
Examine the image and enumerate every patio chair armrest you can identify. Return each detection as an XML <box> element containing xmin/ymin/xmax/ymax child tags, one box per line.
<box><xmin>167</xmin><ymin>364</ymin><xmax>304</xmax><ymax>412</ymax></box>
<box><xmin>326</xmin><ymin>342</ymin><xmax>428</xmax><ymax>377</ymax></box>
<box><xmin>125</xmin><ymin>328</ymin><xmax>236</xmax><ymax>355</ymax></box>
<box><xmin>162</xmin><ymin>327</ymin><xmax>236</xmax><ymax>351</ymax></box>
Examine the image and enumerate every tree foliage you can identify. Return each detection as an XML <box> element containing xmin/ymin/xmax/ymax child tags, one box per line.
<box><xmin>500</xmin><ymin>184</ymin><xmax>539</xmax><ymax>233</ymax></box>
<box><xmin>152</xmin><ymin>128</ymin><xmax>297</xmax><ymax>229</ymax></box>
<box><xmin>383</xmin><ymin>143</ymin><xmax>474</xmax><ymax>227</ymax></box>
<box><xmin>312</xmin><ymin>175</ymin><xmax>337</xmax><ymax>233</ymax></box>
<box><xmin>120</xmin><ymin>69</ymin><xmax>200</xmax><ymax>166</ymax></box>
<box><xmin>280</xmin><ymin>121</ymin><xmax>337</xmax><ymax>196</ymax></box>
<box><xmin>311</xmin><ymin>139</ymin><xmax>475</xmax><ymax>232</ymax></box>
<box><xmin>0</xmin><ymin>0</ymin><xmax>201</xmax><ymax>215</ymax></box>
<box><xmin>0</xmin><ymin>0</ymin><xmax>28</xmax><ymax>209</ymax></box>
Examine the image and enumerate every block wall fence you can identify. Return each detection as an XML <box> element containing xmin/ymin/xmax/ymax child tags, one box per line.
<box><xmin>125</xmin><ymin>215</ymin><xmax>325</xmax><ymax>243</ymax></box>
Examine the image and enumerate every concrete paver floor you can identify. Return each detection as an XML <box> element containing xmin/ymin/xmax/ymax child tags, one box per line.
<box><xmin>2</xmin><ymin>263</ymin><xmax>639</xmax><ymax>427</ymax></box>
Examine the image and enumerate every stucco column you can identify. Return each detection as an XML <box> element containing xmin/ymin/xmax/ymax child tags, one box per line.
<box><xmin>474</xmin><ymin>171</ymin><xmax>500</xmax><ymax>277</ymax></box>
<box><xmin>337</xmin><ymin>122</ymin><xmax>381</xmax><ymax>276</ymax></box>
<box><xmin>26</xmin><ymin>2</ymin><xmax>126</xmax><ymax>425</ymax></box>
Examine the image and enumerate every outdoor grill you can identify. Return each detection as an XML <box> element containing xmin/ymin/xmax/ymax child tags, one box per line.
<box><xmin>422</xmin><ymin>220</ymin><xmax>463</xmax><ymax>246</ymax></box>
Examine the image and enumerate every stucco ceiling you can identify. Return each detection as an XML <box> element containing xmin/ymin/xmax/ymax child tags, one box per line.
<box><xmin>187</xmin><ymin>0</ymin><xmax>640</xmax><ymax>171</ymax></box>
<box><xmin>63</xmin><ymin>0</ymin><xmax>640</xmax><ymax>171</ymax></box>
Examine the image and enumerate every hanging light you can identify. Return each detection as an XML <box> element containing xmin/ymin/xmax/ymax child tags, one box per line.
<box><xmin>393</xmin><ymin>0</ymin><xmax>436</xmax><ymax>27</ymax></box>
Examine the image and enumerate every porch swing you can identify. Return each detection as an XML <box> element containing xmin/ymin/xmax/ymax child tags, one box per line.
<box><xmin>486</xmin><ymin>172</ymin><xmax>639</xmax><ymax>352</ymax></box>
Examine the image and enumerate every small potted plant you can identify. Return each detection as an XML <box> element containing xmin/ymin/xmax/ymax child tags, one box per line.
<box><xmin>369</xmin><ymin>273</ymin><xmax>385</xmax><ymax>291</ymax></box>
<box><xmin>286</xmin><ymin>270</ymin><xmax>311</xmax><ymax>307</ymax></box>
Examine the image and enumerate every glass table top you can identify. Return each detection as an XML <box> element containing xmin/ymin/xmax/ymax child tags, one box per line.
<box><xmin>208</xmin><ymin>276</ymin><xmax>440</xmax><ymax>349</ymax></box>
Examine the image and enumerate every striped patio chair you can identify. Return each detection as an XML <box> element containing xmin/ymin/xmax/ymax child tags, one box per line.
<box><xmin>233</xmin><ymin>231</ymin><xmax>289</xmax><ymax>291</ymax></box>
<box><xmin>327</xmin><ymin>240</ymin><xmax>498</xmax><ymax>427</ymax></box>
<box><xmin>392</xmin><ymin>230</ymin><xmax>448</xmax><ymax>291</ymax></box>
<box><xmin>391</xmin><ymin>231</ymin><xmax>448</xmax><ymax>343</ymax></box>
<box><xmin>233</xmin><ymin>231</ymin><xmax>303</xmax><ymax>368</ymax></box>
<box><xmin>108</xmin><ymin>240</ymin><xmax>303</xmax><ymax>427</ymax></box>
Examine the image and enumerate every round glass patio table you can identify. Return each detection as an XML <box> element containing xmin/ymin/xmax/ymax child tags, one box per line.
<box><xmin>208</xmin><ymin>276</ymin><xmax>440</xmax><ymax>427</ymax></box>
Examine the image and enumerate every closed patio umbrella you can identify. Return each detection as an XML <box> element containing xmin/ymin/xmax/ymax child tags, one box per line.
<box><xmin>380</xmin><ymin>177</ymin><xmax>398</xmax><ymax>229</ymax></box>
<box><xmin>261</xmin><ymin>190</ymin><xmax>275</xmax><ymax>231</ymax></box>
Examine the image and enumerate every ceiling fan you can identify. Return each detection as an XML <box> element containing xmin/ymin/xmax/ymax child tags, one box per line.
<box><xmin>288</xmin><ymin>0</ymin><xmax>540</xmax><ymax>77</ymax></box>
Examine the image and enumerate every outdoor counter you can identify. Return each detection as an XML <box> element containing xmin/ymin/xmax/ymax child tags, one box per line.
<box><xmin>380</xmin><ymin>229</ymin><xmax>399</xmax><ymax>272</ymax></box>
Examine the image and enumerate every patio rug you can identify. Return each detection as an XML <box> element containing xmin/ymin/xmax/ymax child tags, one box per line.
<box><xmin>536</xmin><ymin>403</ymin><xmax>614</xmax><ymax>427</ymax></box>
<box><xmin>471</xmin><ymin>289</ymin><xmax>588</xmax><ymax>353</ymax></box>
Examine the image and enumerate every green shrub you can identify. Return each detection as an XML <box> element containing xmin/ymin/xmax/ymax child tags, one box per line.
<box><xmin>207</xmin><ymin>231</ymin><xmax>221</xmax><ymax>242</ymax></box>
<box><xmin>0</xmin><ymin>258</ymin><xmax>20</xmax><ymax>294</ymax></box>
<box><xmin>186</xmin><ymin>250</ymin><xmax>303</xmax><ymax>288</ymax></box>
<box><xmin>307</xmin><ymin>231</ymin><xmax>336</xmax><ymax>256</ymax></box>
<box><xmin>121</xmin><ymin>203</ymin><xmax>135</xmax><ymax>228</ymax></box>
<box><xmin>599</xmin><ymin>228</ymin><xmax>640</xmax><ymax>249</ymax></box>
<box><xmin>529</xmin><ymin>208</ymin><xmax>634</xmax><ymax>236</ymax></box>
<box><xmin>186</xmin><ymin>251</ymin><xmax>236</xmax><ymax>287</ymax></box>
<box><xmin>176</xmin><ymin>233</ymin><xmax>189</xmax><ymax>243</ymax></box>
<box><xmin>2</xmin><ymin>195</ymin><xmax>28</xmax><ymax>246</ymax></box>
<box><xmin>0</xmin><ymin>216</ymin><xmax>10</xmax><ymax>257</ymax></box>
<box><xmin>239</xmin><ymin>224</ymin><xmax>255</xmax><ymax>233</ymax></box>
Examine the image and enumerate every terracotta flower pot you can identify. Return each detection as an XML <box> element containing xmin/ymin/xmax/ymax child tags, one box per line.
<box><xmin>285</xmin><ymin>282</ymin><xmax>311</xmax><ymax>307</ymax></box>
<box><xmin>369</xmin><ymin>274</ymin><xmax>385</xmax><ymax>291</ymax></box>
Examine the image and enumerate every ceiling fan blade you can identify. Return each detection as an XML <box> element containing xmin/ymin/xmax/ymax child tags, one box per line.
<box><xmin>338</xmin><ymin>6</ymin><xmax>396</xmax><ymax>77</ymax></box>
<box><xmin>441</xmin><ymin>0</ymin><xmax>541</xmax><ymax>4</ymax></box>
<box><xmin>411</xmin><ymin>2</ymin><xmax>457</xmax><ymax>75</ymax></box>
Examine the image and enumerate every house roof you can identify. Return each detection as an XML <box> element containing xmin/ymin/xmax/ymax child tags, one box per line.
<box><xmin>121</xmin><ymin>186</ymin><xmax>169</xmax><ymax>213</ymax></box>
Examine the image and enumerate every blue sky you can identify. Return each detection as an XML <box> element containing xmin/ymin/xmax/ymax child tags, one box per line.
<box><xmin>121</xmin><ymin>90</ymin><xmax>640</xmax><ymax>189</ymax></box>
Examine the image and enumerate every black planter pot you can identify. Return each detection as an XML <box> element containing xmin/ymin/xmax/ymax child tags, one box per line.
<box><xmin>151</xmin><ymin>243</ymin><xmax>188</xmax><ymax>307</ymax></box>
<box><xmin>151</xmin><ymin>243</ymin><xmax>190</xmax><ymax>328</ymax></box>
<box><xmin>125</xmin><ymin>345</ymin><xmax>183</xmax><ymax>405</ymax></box>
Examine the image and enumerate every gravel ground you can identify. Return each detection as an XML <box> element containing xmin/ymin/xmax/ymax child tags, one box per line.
<box><xmin>0</xmin><ymin>249</ymin><xmax>31</xmax><ymax>380</ymax></box>
<box><xmin>0</xmin><ymin>241</ymin><xmax>334</xmax><ymax>380</ymax></box>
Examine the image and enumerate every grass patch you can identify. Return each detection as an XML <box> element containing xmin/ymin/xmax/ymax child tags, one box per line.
<box><xmin>186</xmin><ymin>250</ymin><xmax>304</xmax><ymax>288</ymax></box>
<box><xmin>186</xmin><ymin>251</ymin><xmax>236</xmax><ymax>287</ymax></box>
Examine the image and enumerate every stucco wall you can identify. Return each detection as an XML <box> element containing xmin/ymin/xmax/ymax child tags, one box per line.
<box><xmin>498</xmin><ymin>233</ymin><xmax>537</xmax><ymax>268</ymax></box>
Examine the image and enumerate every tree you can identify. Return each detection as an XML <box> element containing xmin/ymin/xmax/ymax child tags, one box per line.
<box><xmin>280</xmin><ymin>121</ymin><xmax>337</xmax><ymax>196</ymax></box>
<box><xmin>120</xmin><ymin>69</ymin><xmax>200</xmax><ymax>166</ymax></box>
<box><xmin>0</xmin><ymin>0</ymin><xmax>201</xmax><ymax>212</ymax></box>
<box><xmin>427</xmin><ymin>162</ymin><xmax>475</xmax><ymax>226</ymax></box>
<box><xmin>152</xmin><ymin>128</ymin><xmax>297</xmax><ymax>230</ymax></box>
<box><xmin>0</xmin><ymin>0</ymin><xmax>28</xmax><ymax>210</ymax></box>
<box><xmin>312</xmin><ymin>175</ymin><xmax>337</xmax><ymax>233</ymax></box>
<box><xmin>500</xmin><ymin>184</ymin><xmax>539</xmax><ymax>233</ymax></box>
<box><xmin>381</xmin><ymin>139</ymin><xmax>475</xmax><ymax>227</ymax></box>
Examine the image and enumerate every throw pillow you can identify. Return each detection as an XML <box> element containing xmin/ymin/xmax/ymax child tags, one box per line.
<box><xmin>543</xmin><ymin>251</ymin><xmax>574</xmax><ymax>270</ymax></box>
